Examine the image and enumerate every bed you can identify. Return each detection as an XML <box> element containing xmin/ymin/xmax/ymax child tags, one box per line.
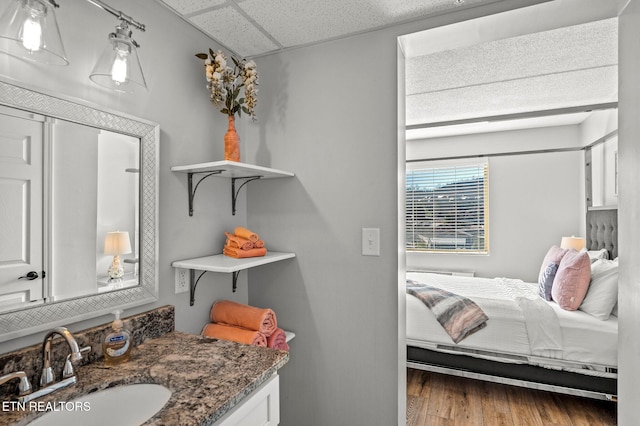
<box><xmin>406</xmin><ymin>209</ymin><xmax>618</xmax><ymax>401</ymax></box>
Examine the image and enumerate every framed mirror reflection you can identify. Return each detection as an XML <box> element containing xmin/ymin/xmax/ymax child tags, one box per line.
<box><xmin>0</xmin><ymin>78</ymin><xmax>158</xmax><ymax>341</ymax></box>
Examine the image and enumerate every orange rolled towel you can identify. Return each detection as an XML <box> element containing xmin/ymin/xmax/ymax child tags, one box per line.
<box><xmin>223</xmin><ymin>247</ymin><xmax>267</xmax><ymax>258</ymax></box>
<box><xmin>202</xmin><ymin>323</ymin><xmax>266</xmax><ymax>347</ymax></box>
<box><xmin>234</xmin><ymin>226</ymin><xmax>259</xmax><ymax>242</ymax></box>
<box><xmin>211</xmin><ymin>300</ymin><xmax>277</xmax><ymax>337</ymax></box>
<box><xmin>254</xmin><ymin>240</ymin><xmax>265</xmax><ymax>248</ymax></box>
<box><xmin>267</xmin><ymin>328</ymin><xmax>289</xmax><ymax>352</ymax></box>
<box><xmin>225</xmin><ymin>232</ymin><xmax>254</xmax><ymax>250</ymax></box>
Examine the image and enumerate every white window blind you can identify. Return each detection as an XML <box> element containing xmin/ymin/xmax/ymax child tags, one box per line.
<box><xmin>406</xmin><ymin>160</ymin><xmax>489</xmax><ymax>253</ymax></box>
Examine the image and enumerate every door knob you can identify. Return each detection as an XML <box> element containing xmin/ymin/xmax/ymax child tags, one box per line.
<box><xmin>18</xmin><ymin>271</ymin><xmax>39</xmax><ymax>280</ymax></box>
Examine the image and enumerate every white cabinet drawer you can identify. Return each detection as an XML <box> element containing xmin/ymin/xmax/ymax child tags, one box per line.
<box><xmin>215</xmin><ymin>374</ymin><xmax>280</xmax><ymax>426</ymax></box>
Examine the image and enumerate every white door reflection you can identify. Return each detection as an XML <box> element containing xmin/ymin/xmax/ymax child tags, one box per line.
<box><xmin>49</xmin><ymin>120</ymin><xmax>139</xmax><ymax>302</ymax></box>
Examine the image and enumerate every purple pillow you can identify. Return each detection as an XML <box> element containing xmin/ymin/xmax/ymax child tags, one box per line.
<box><xmin>538</xmin><ymin>246</ymin><xmax>568</xmax><ymax>282</ymax></box>
<box><xmin>538</xmin><ymin>263</ymin><xmax>559</xmax><ymax>301</ymax></box>
<box><xmin>552</xmin><ymin>250</ymin><xmax>592</xmax><ymax>310</ymax></box>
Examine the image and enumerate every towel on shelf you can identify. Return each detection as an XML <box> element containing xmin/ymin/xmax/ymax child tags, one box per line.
<box><xmin>234</xmin><ymin>226</ymin><xmax>259</xmax><ymax>242</ymax></box>
<box><xmin>223</xmin><ymin>247</ymin><xmax>267</xmax><ymax>259</ymax></box>
<box><xmin>224</xmin><ymin>232</ymin><xmax>255</xmax><ymax>250</ymax></box>
<box><xmin>254</xmin><ymin>240</ymin><xmax>265</xmax><ymax>248</ymax></box>
<box><xmin>211</xmin><ymin>299</ymin><xmax>278</xmax><ymax>337</ymax></box>
<box><xmin>267</xmin><ymin>328</ymin><xmax>289</xmax><ymax>352</ymax></box>
<box><xmin>202</xmin><ymin>323</ymin><xmax>267</xmax><ymax>347</ymax></box>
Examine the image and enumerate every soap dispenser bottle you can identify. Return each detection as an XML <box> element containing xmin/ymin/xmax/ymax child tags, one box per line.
<box><xmin>102</xmin><ymin>310</ymin><xmax>132</xmax><ymax>365</ymax></box>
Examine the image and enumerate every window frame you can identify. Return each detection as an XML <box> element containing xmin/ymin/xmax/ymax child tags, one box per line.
<box><xmin>405</xmin><ymin>158</ymin><xmax>490</xmax><ymax>254</ymax></box>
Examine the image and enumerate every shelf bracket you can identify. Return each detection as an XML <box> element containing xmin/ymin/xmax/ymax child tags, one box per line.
<box><xmin>232</xmin><ymin>271</ymin><xmax>240</xmax><ymax>292</ymax></box>
<box><xmin>187</xmin><ymin>170</ymin><xmax>224</xmax><ymax>216</ymax></box>
<box><xmin>189</xmin><ymin>269</ymin><xmax>207</xmax><ymax>306</ymax></box>
<box><xmin>187</xmin><ymin>269</ymin><xmax>241</xmax><ymax>305</ymax></box>
<box><xmin>231</xmin><ymin>176</ymin><xmax>262</xmax><ymax>215</ymax></box>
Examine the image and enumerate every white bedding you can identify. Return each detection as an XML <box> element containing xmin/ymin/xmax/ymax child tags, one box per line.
<box><xmin>406</xmin><ymin>272</ymin><xmax>618</xmax><ymax>372</ymax></box>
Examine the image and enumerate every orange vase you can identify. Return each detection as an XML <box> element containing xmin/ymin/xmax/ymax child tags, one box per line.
<box><xmin>224</xmin><ymin>115</ymin><xmax>240</xmax><ymax>162</ymax></box>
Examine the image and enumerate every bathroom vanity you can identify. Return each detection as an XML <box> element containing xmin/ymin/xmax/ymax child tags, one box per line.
<box><xmin>1</xmin><ymin>307</ymin><xmax>289</xmax><ymax>425</ymax></box>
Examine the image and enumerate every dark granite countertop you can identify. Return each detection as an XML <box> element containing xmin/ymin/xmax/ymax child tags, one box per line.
<box><xmin>4</xmin><ymin>331</ymin><xmax>289</xmax><ymax>425</ymax></box>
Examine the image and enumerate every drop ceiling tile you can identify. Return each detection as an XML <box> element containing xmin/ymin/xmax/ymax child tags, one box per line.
<box><xmin>161</xmin><ymin>0</ymin><xmax>226</xmax><ymax>15</ymax></box>
<box><xmin>190</xmin><ymin>7</ymin><xmax>279</xmax><ymax>57</ymax></box>
<box><xmin>238</xmin><ymin>0</ymin><xmax>487</xmax><ymax>48</ymax></box>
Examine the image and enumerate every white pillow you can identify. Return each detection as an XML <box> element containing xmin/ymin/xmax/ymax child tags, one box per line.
<box><xmin>579</xmin><ymin>258</ymin><xmax>618</xmax><ymax>320</ymax></box>
<box><xmin>585</xmin><ymin>248</ymin><xmax>609</xmax><ymax>263</ymax></box>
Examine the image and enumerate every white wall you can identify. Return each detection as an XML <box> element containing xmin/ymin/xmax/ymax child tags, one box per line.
<box><xmin>51</xmin><ymin>120</ymin><xmax>100</xmax><ymax>300</ymax></box>
<box><xmin>242</xmin><ymin>1</ymin><xmax>554</xmax><ymax>424</ymax></box>
<box><xmin>406</xmin><ymin>125</ymin><xmax>585</xmax><ymax>282</ymax></box>
<box><xmin>0</xmin><ymin>0</ymin><xmax>250</xmax><ymax>353</ymax></box>
<box><xmin>407</xmin><ymin>125</ymin><xmax>583</xmax><ymax>159</ymax></box>
<box><xmin>96</xmin><ymin>131</ymin><xmax>139</xmax><ymax>278</ymax></box>
<box><xmin>243</xmin><ymin>33</ymin><xmax>400</xmax><ymax>425</ymax></box>
<box><xmin>618</xmin><ymin>1</ymin><xmax>640</xmax><ymax>423</ymax></box>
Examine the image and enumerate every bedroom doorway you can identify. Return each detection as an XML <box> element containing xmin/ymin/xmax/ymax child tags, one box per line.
<box><xmin>398</xmin><ymin>0</ymin><xmax>629</xmax><ymax>421</ymax></box>
<box><xmin>399</xmin><ymin>3</ymin><xmax>618</xmax><ymax>280</ymax></box>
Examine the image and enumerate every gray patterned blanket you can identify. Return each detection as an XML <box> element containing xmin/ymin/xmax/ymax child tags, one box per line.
<box><xmin>406</xmin><ymin>279</ymin><xmax>489</xmax><ymax>343</ymax></box>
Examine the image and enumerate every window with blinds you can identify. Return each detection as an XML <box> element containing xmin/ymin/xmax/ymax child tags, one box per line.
<box><xmin>406</xmin><ymin>159</ymin><xmax>489</xmax><ymax>253</ymax></box>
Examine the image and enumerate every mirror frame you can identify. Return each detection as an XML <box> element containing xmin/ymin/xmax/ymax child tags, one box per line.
<box><xmin>0</xmin><ymin>78</ymin><xmax>159</xmax><ymax>342</ymax></box>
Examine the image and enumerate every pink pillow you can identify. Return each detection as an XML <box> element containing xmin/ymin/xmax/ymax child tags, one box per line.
<box><xmin>551</xmin><ymin>250</ymin><xmax>592</xmax><ymax>310</ymax></box>
<box><xmin>538</xmin><ymin>246</ymin><xmax>568</xmax><ymax>282</ymax></box>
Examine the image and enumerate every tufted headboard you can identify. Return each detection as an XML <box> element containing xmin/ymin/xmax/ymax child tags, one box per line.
<box><xmin>586</xmin><ymin>208</ymin><xmax>618</xmax><ymax>259</ymax></box>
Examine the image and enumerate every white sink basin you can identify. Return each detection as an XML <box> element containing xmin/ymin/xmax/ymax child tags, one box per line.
<box><xmin>28</xmin><ymin>383</ymin><xmax>172</xmax><ymax>426</ymax></box>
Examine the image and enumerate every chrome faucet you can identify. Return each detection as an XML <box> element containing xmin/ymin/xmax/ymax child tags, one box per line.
<box><xmin>0</xmin><ymin>371</ymin><xmax>32</xmax><ymax>399</ymax></box>
<box><xmin>0</xmin><ymin>327</ymin><xmax>90</xmax><ymax>403</ymax></box>
<box><xmin>40</xmin><ymin>327</ymin><xmax>85</xmax><ymax>387</ymax></box>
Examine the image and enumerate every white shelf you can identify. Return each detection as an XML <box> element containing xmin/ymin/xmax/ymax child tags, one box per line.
<box><xmin>171</xmin><ymin>161</ymin><xmax>294</xmax><ymax>216</ymax></box>
<box><xmin>172</xmin><ymin>252</ymin><xmax>295</xmax><ymax>273</ymax></box>
<box><xmin>171</xmin><ymin>160</ymin><xmax>294</xmax><ymax>179</ymax></box>
<box><xmin>172</xmin><ymin>252</ymin><xmax>296</xmax><ymax>306</ymax></box>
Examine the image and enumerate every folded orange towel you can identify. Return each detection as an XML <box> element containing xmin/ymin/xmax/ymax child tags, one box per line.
<box><xmin>202</xmin><ymin>323</ymin><xmax>266</xmax><ymax>347</ymax></box>
<box><xmin>225</xmin><ymin>232</ymin><xmax>254</xmax><ymax>250</ymax></box>
<box><xmin>267</xmin><ymin>328</ymin><xmax>289</xmax><ymax>352</ymax></box>
<box><xmin>254</xmin><ymin>240</ymin><xmax>265</xmax><ymax>248</ymax></box>
<box><xmin>223</xmin><ymin>247</ymin><xmax>267</xmax><ymax>258</ymax></box>
<box><xmin>234</xmin><ymin>226</ymin><xmax>259</xmax><ymax>242</ymax></box>
<box><xmin>211</xmin><ymin>300</ymin><xmax>277</xmax><ymax>337</ymax></box>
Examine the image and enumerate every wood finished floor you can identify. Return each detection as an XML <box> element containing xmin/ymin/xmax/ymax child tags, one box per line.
<box><xmin>406</xmin><ymin>368</ymin><xmax>617</xmax><ymax>426</ymax></box>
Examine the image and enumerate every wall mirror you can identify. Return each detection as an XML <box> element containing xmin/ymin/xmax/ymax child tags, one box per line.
<box><xmin>0</xmin><ymin>78</ymin><xmax>158</xmax><ymax>342</ymax></box>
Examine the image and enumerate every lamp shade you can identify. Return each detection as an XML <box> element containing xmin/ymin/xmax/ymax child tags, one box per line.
<box><xmin>104</xmin><ymin>231</ymin><xmax>132</xmax><ymax>255</ymax></box>
<box><xmin>560</xmin><ymin>236</ymin><xmax>586</xmax><ymax>251</ymax></box>
<box><xmin>0</xmin><ymin>0</ymin><xmax>68</xmax><ymax>65</ymax></box>
<box><xmin>89</xmin><ymin>23</ymin><xmax>147</xmax><ymax>93</ymax></box>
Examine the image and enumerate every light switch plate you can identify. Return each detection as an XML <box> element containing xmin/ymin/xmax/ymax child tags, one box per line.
<box><xmin>362</xmin><ymin>228</ymin><xmax>380</xmax><ymax>256</ymax></box>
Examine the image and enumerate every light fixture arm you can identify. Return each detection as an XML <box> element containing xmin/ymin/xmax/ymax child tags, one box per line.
<box><xmin>85</xmin><ymin>0</ymin><xmax>145</xmax><ymax>32</ymax></box>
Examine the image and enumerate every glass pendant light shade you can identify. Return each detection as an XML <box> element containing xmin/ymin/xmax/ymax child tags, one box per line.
<box><xmin>0</xmin><ymin>0</ymin><xmax>68</xmax><ymax>66</ymax></box>
<box><xmin>89</xmin><ymin>22</ymin><xmax>147</xmax><ymax>93</ymax></box>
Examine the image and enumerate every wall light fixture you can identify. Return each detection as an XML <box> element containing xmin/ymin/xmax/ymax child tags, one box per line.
<box><xmin>0</xmin><ymin>0</ymin><xmax>147</xmax><ymax>93</ymax></box>
<box><xmin>89</xmin><ymin>19</ymin><xmax>146</xmax><ymax>93</ymax></box>
<box><xmin>87</xmin><ymin>0</ymin><xmax>147</xmax><ymax>93</ymax></box>
<box><xmin>0</xmin><ymin>0</ymin><xmax>68</xmax><ymax>65</ymax></box>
